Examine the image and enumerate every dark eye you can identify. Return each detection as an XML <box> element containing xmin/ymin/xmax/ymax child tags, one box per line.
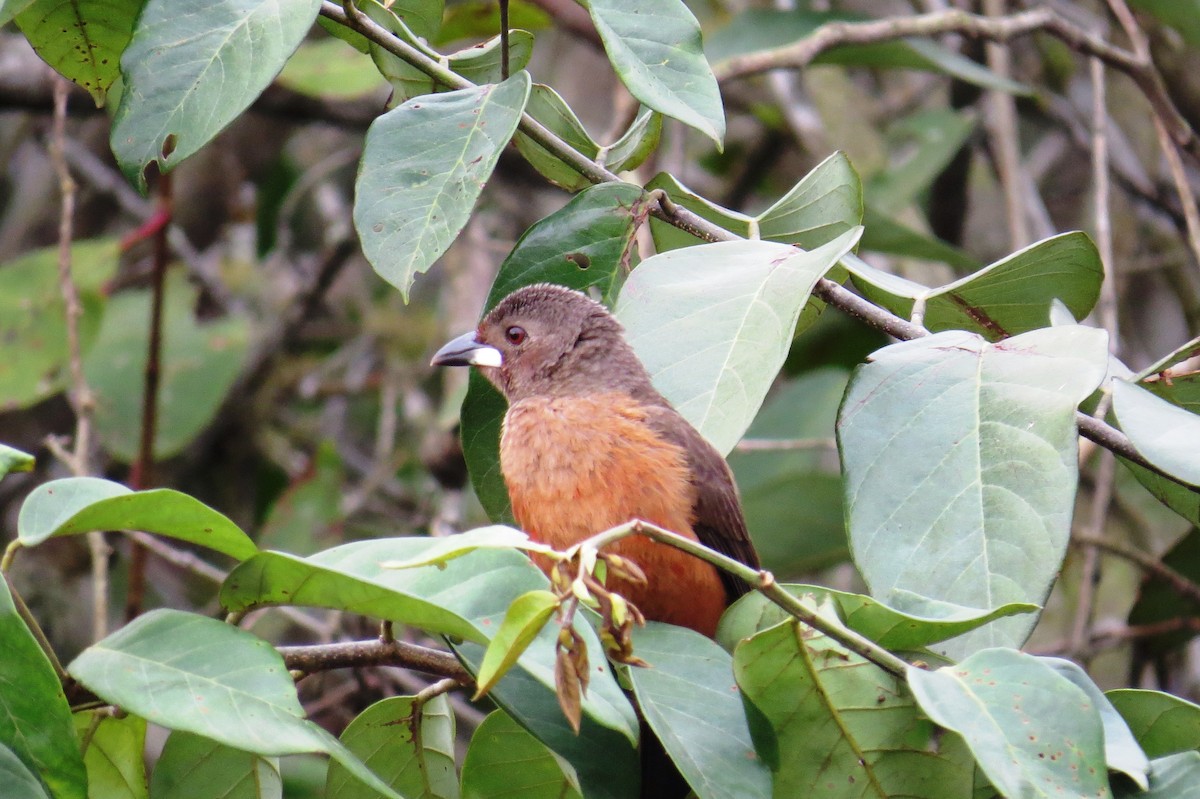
<box><xmin>505</xmin><ymin>326</ymin><xmax>526</xmax><ymax>345</ymax></box>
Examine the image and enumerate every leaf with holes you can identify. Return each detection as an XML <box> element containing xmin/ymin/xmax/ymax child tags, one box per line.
<box><xmin>110</xmin><ymin>0</ymin><xmax>322</xmax><ymax>190</ymax></box>
<box><xmin>838</xmin><ymin>326</ymin><xmax>1109</xmax><ymax>656</ymax></box>
<box><xmin>354</xmin><ymin>73</ymin><xmax>530</xmax><ymax>299</ymax></box>
<box><xmin>16</xmin><ymin>0</ymin><xmax>140</xmax><ymax>105</ymax></box>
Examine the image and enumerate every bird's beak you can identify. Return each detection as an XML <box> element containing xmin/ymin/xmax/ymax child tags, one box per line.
<box><xmin>431</xmin><ymin>331</ymin><xmax>503</xmax><ymax>368</ymax></box>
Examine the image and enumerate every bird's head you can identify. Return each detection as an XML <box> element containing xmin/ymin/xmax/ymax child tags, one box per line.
<box><xmin>431</xmin><ymin>284</ymin><xmax>650</xmax><ymax>402</ymax></box>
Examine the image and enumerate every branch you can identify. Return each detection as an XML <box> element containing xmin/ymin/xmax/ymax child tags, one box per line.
<box><xmin>580</xmin><ymin>521</ymin><xmax>911</xmax><ymax>678</ymax></box>
<box><xmin>280</xmin><ymin>638</ymin><xmax>472</xmax><ymax>683</ymax></box>
<box><xmin>1071</xmin><ymin>533</ymin><xmax>1200</xmax><ymax>606</ymax></box>
<box><xmin>711</xmin><ymin>7</ymin><xmax>1200</xmax><ymax>164</ymax></box>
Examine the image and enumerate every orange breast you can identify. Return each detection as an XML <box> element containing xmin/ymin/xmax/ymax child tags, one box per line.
<box><xmin>500</xmin><ymin>393</ymin><xmax>727</xmax><ymax>636</ymax></box>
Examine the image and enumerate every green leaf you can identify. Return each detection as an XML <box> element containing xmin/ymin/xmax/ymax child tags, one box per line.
<box><xmin>459</xmin><ymin>182</ymin><xmax>647</xmax><ymax>521</ymax></box>
<box><xmin>0</xmin><ymin>575</ymin><xmax>87</xmax><ymax>799</ymax></box>
<box><xmin>512</xmin><ymin>84</ymin><xmax>601</xmax><ymax>191</ymax></box>
<box><xmin>68</xmin><ymin>610</ymin><xmax>402</xmax><ymax>799</ymax></box>
<box><xmin>583</xmin><ymin>0</ymin><xmax>724</xmax><ymax>145</ymax></box>
<box><xmin>16</xmin><ymin>0</ymin><xmax>140</xmax><ymax>105</ymax></box>
<box><xmin>839</xmin><ymin>326</ymin><xmax>1109</xmax><ymax>655</ymax></box>
<box><xmin>361</xmin><ymin>0</ymin><xmax>436</xmax><ymax>103</ymax></box>
<box><xmin>1116</xmin><ymin>752</ymin><xmax>1200</xmax><ymax>798</ymax></box>
<box><xmin>111</xmin><ymin>0</ymin><xmax>322</xmax><ymax>190</ymax></box>
<box><xmin>380</xmin><ymin>526</ymin><xmax>546</xmax><ymax>569</ymax></box>
<box><xmin>603</xmin><ymin>107</ymin><xmax>662</xmax><ymax>175</ymax></box>
<box><xmin>857</xmin><ymin>207</ymin><xmax>981</xmax><ymax>271</ymax></box>
<box><xmin>1113</xmin><ymin>379</ymin><xmax>1200</xmax><ymax>487</ymax></box>
<box><xmin>0</xmin><ymin>745</ymin><xmax>51</xmax><ymax>799</ymax></box>
<box><xmin>0</xmin><ymin>443</ymin><xmax>35</xmax><ymax>481</ymax></box>
<box><xmin>74</xmin><ymin>711</ymin><xmax>148</xmax><ymax>799</ymax></box>
<box><xmin>1126</xmin><ymin>527</ymin><xmax>1200</xmax><ymax>658</ymax></box>
<box><xmin>450</xmin><ymin>30</ymin><xmax>535</xmax><ymax>86</ymax></box>
<box><xmin>474</xmin><ymin>590</ymin><xmax>561</xmax><ymax>699</ymax></box>
<box><xmin>617</xmin><ymin>230</ymin><xmax>863</xmax><ymax>454</ymax></box>
<box><xmin>327</xmin><ymin>695</ymin><xmax>457</xmax><ymax>799</ymax></box>
<box><xmin>83</xmin><ymin>273</ymin><xmax>250</xmax><ymax>461</ymax></box>
<box><xmin>717</xmin><ymin>585</ymin><xmax>1036</xmax><ymax>653</ymax></box>
<box><xmin>628</xmin><ymin>623</ymin><xmax>771</xmax><ymax>799</ymax></box>
<box><xmin>1120</xmin><ymin>374</ymin><xmax>1200</xmax><ymax>523</ymax></box>
<box><xmin>460</xmin><ymin>710</ymin><xmax>581</xmax><ymax>799</ymax></box>
<box><xmin>1042</xmin><ymin>659</ymin><xmax>1149</xmax><ymax>790</ymax></box>
<box><xmin>0</xmin><ymin>239</ymin><xmax>118</xmax><ymax>411</ymax></box>
<box><xmin>907</xmin><ymin>649</ymin><xmax>1109</xmax><ymax>799</ymax></box>
<box><xmin>18</xmin><ymin>477</ymin><xmax>257</xmax><ymax>560</ymax></box>
<box><xmin>277</xmin><ymin>38</ymin><xmax>387</xmax><ymax>99</ymax></box>
<box><xmin>647</xmin><ymin>152</ymin><xmax>862</xmax><ymax>253</ymax></box>
<box><xmin>1107</xmin><ymin>689</ymin><xmax>1200</xmax><ymax>758</ymax></box>
<box><xmin>354</xmin><ymin>73</ymin><xmax>531</xmax><ymax>299</ymax></box>
<box><xmin>734</xmin><ymin>615</ymin><xmax>973</xmax><ymax>798</ymax></box>
<box><xmin>848</xmin><ymin>232</ymin><xmax>1103</xmax><ymax>340</ymax></box>
<box><xmin>150</xmin><ymin>731</ymin><xmax>281</xmax><ymax>799</ymax></box>
<box><xmin>0</xmin><ymin>0</ymin><xmax>36</xmax><ymax>26</ymax></box>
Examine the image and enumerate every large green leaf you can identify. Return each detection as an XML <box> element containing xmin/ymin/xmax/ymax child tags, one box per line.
<box><xmin>459</xmin><ymin>182</ymin><xmax>647</xmax><ymax>521</ymax></box>
<box><xmin>327</xmin><ymin>695</ymin><xmax>457</xmax><ymax>799</ymax></box>
<box><xmin>733</xmin><ymin>616</ymin><xmax>973</xmax><ymax>798</ymax></box>
<box><xmin>0</xmin><ymin>745</ymin><xmax>50</xmax><ymax>799</ymax></box>
<box><xmin>1107</xmin><ymin>689</ymin><xmax>1200</xmax><ymax>758</ymax></box>
<box><xmin>18</xmin><ymin>476</ymin><xmax>257</xmax><ymax>560</ymax></box>
<box><xmin>907</xmin><ymin>649</ymin><xmax>1109</xmax><ymax>799</ymax></box>
<box><xmin>110</xmin><ymin>0</ymin><xmax>322</xmax><ymax>190</ymax></box>
<box><xmin>354</xmin><ymin>73</ymin><xmax>531</xmax><ymax>299</ymax></box>
<box><xmin>73</xmin><ymin>711</ymin><xmax>148</xmax><ymax>799</ymax></box>
<box><xmin>628</xmin><ymin>623</ymin><xmax>771</xmax><ymax>799</ymax></box>
<box><xmin>68</xmin><ymin>610</ymin><xmax>402</xmax><ymax>799</ymax></box>
<box><xmin>583</xmin><ymin>0</ymin><xmax>724</xmax><ymax>145</ymax></box>
<box><xmin>848</xmin><ymin>232</ymin><xmax>1103</xmax><ymax>340</ymax></box>
<box><xmin>0</xmin><ymin>239</ymin><xmax>118</xmax><ymax>411</ymax></box>
<box><xmin>838</xmin><ymin>326</ymin><xmax>1109</xmax><ymax>656</ymax></box>
<box><xmin>150</xmin><ymin>731</ymin><xmax>281</xmax><ymax>799</ymax></box>
<box><xmin>16</xmin><ymin>0</ymin><xmax>141</xmax><ymax>105</ymax></box>
<box><xmin>718</xmin><ymin>585</ymin><xmax>1036</xmax><ymax>653</ymax></box>
<box><xmin>1120</xmin><ymin>373</ymin><xmax>1200</xmax><ymax>523</ymax></box>
<box><xmin>460</xmin><ymin>711</ymin><xmax>581</xmax><ymax>799</ymax></box>
<box><xmin>0</xmin><ymin>576</ymin><xmax>87</xmax><ymax>799</ymax></box>
<box><xmin>83</xmin><ymin>273</ymin><xmax>250</xmax><ymax>461</ymax></box>
<box><xmin>1113</xmin><ymin>379</ymin><xmax>1200</xmax><ymax>487</ymax></box>
<box><xmin>617</xmin><ymin>230</ymin><xmax>862</xmax><ymax>454</ymax></box>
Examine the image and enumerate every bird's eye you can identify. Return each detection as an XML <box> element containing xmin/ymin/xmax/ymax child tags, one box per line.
<box><xmin>505</xmin><ymin>326</ymin><xmax>527</xmax><ymax>345</ymax></box>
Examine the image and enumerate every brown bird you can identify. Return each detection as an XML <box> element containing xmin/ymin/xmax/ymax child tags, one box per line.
<box><xmin>432</xmin><ymin>283</ymin><xmax>760</xmax><ymax>637</ymax></box>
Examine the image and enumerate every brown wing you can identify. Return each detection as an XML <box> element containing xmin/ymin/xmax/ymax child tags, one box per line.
<box><xmin>645</xmin><ymin>405</ymin><xmax>760</xmax><ymax>601</ymax></box>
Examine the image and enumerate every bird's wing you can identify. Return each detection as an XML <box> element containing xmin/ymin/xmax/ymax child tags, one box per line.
<box><xmin>645</xmin><ymin>406</ymin><xmax>760</xmax><ymax>601</ymax></box>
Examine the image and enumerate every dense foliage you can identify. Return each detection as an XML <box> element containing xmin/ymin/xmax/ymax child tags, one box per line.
<box><xmin>1</xmin><ymin>0</ymin><xmax>1199</xmax><ymax>797</ymax></box>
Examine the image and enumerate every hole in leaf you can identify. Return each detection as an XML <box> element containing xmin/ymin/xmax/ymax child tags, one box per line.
<box><xmin>160</xmin><ymin>133</ymin><xmax>178</xmax><ymax>160</ymax></box>
<box><xmin>565</xmin><ymin>252</ymin><xmax>590</xmax><ymax>270</ymax></box>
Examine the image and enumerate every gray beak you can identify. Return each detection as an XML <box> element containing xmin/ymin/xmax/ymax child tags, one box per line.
<box><xmin>431</xmin><ymin>331</ymin><xmax>503</xmax><ymax>368</ymax></box>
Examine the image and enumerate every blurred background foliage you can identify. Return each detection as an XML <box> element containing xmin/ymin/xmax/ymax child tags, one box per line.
<box><xmin>2</xmin><ymin>0</ymin><xmax>1200</xmax><ymax>789</ymax></box>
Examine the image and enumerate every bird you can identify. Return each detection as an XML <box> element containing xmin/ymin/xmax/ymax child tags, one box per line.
<box><xmin>431</xmin><ymin>283</ymin><xmax>760</xmax><ymax>637</ymax></box>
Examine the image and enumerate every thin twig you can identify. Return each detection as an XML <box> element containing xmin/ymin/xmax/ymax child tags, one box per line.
<box><xmin>1071</xmin><ymin>533</ymin><xmax>1200</xmax><ymax>605</ymax></box>
<box><xmin>46</xmin><ymin>76</ymin><xmax>109</xmax><ymax>642</ymax></box>
<box><xmin>711</xmin><ymin>7</ymin><xmax>1200</xmax><ymax>164</ymax></box>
